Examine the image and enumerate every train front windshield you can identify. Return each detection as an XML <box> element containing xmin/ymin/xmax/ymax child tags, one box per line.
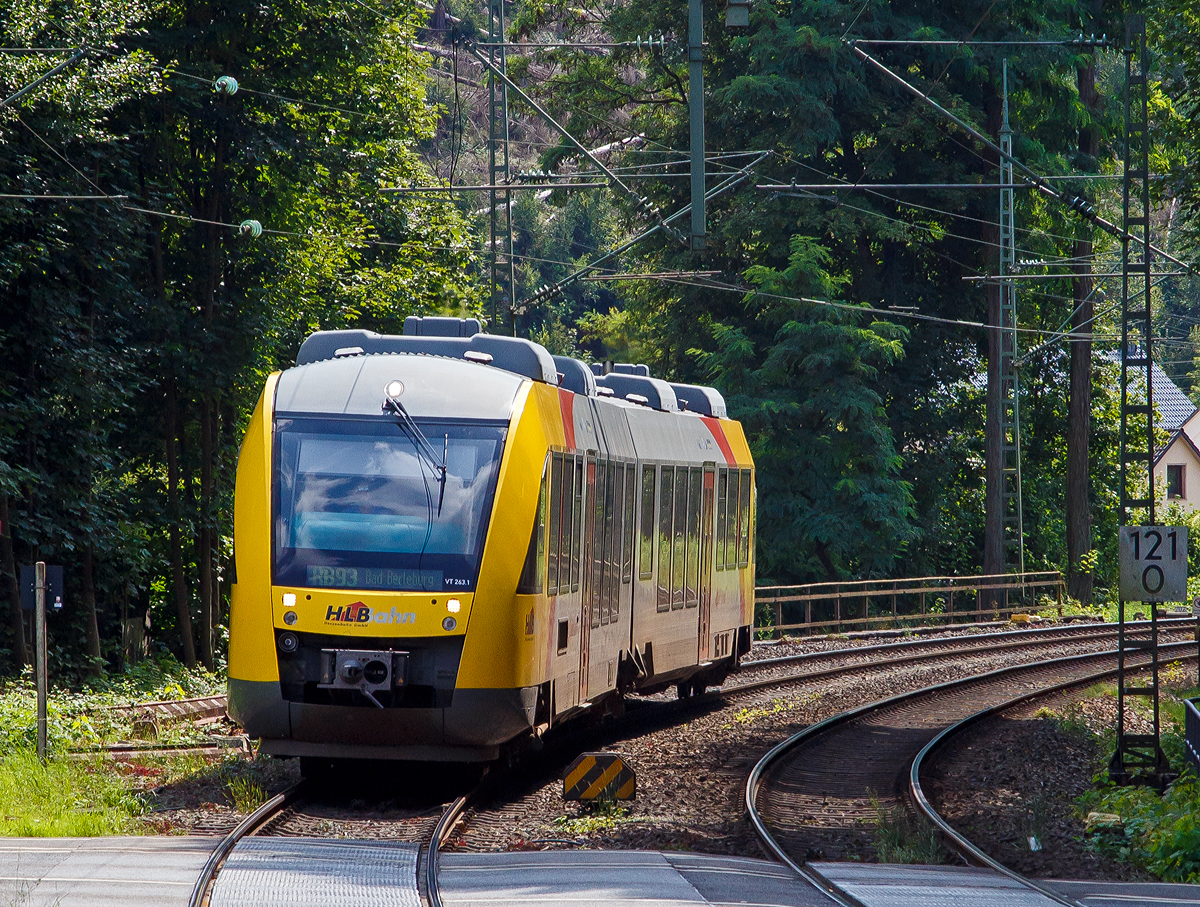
<box><xmin>273</xmin><ymin>417</ymin><xmax>506</xmax><ymax>592</ymax></box>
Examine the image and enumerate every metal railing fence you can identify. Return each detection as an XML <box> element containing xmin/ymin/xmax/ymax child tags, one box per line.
<box><xmin>1186</xmin><ymin>698</ymin><xmax>1200</xmax><ymax>775</ymax></box>
<box><xmin>754</xmin><ymin>571</ymin><xmax>1064</xmax><ymax>636</ymax></box>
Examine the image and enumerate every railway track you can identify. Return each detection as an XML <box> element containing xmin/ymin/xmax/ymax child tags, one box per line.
<box><xmin>187</xmin><ymin>778</ymin><xmax>478</xmax><ymax>907</ymax></box>
<box><xmin>734</xmin><ymin>617</ymin><xmax>1194</xmax><ymax>685</ymax></box>
<box><xmin>181</xmin><ymin>619</ymin><xmax>1195</xmax><ymax>901</ymax></box>
<box><xmin>745</xmin><ymin>639</ymin><xmax>1198</xmax><ymax>906</ymax></box>
<box><xmin>450</xmin><ymin>620</ymin><xmax>1196</xmax><ymax>852</ymax></box>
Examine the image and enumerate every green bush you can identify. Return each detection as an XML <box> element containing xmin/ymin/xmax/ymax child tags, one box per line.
<box><xmin>1081</xmin><ymin>771</ymin><xmax>1200</xmax><ymax>883</ymax></box>
<box><xmin>0</xmin><ymin>655</ymin><xmax>223</xmax><ymax>755</ymax></box>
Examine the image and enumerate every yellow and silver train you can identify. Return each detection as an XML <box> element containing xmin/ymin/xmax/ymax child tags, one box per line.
<box><xmin>228</xmin><ymin>316</ymin><xmax>755</xmax><ymax>766</ymax></box>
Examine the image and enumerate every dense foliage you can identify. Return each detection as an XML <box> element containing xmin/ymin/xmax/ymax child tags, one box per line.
<box><xmin>503</xmin><ymin>0</ymin><xmax>1196</xmax><ymax>588</ymax></box>
<box><xmin>1083</xmin><ymin>770</ymin><xmax>1200</xmax><ymax>883</ymax></box>
<box><xmin>0</xmin><ymin>0</ymin><xmax>480</xmax><ymax>677</ymax></box>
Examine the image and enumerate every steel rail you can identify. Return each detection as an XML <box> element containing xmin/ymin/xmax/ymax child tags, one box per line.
<box><xmin>427</xmin><ymin>790</ymin><xmax>477</xmax><ymax>907</ymax></box>
<box><xmin>744</xmin><ymin>641</ymin><xmax>1196</xmax><ymax>907</ymax></box>
<box><xmin>740</xmin><ymin>617</ymin><xmax>1193</xmax><ymax>671</ymax></box>
<box><xmin>188</xmin><ymin>781</ymin><xmax>307</xmax><ymax>907</ymax></box>
<box><xmin>908</xmin><ymin>648</ymin><xmax>1199</xmax><ymax>885</ymax></box>
<box><xmin>726</xmin><ymin>620</ymin><xmax>1195</xmax><ymax>699</ymax></box>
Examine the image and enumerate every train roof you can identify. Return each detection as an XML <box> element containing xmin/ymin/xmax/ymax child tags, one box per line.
<box><xmin>290</xmin><ymin>318</ymin><xmax>727</xmax><ymax>419</ymax></box>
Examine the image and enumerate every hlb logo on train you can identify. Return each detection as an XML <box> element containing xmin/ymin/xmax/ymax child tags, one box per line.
<box><xmin>324</xmin><ymin>601</ymin><xmax>417</xmax><ymax>625</ymax></box>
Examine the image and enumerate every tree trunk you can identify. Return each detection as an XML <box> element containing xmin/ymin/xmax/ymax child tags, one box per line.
<box><xmin>78</xmin><ymin>288</ymin><xmax>104</xmax><ymax>676</ymax></box>
<box><xmin>1067</xmin><ymin>52</ymin><xmax>1101</xmax><ymax>605</ymax></box>
<box><xmin>165</xmin><ymin>376</ymin><xmax>197</xmax><ymax>668</ymax></box>
<box><xmin>81</xmin><ymin>545</ymin><xmax>103</xmax><ymax>675</ymax></box>
<box><xmin>194</xmin><ymin>118</ymin><xmax>227</xmax><ymax>672</ymax></box>
<box><xmin>0</xmin><ymin>497</ymin><xmax>29</xmax><ymax>666</ymax></box>
<box><xmin>198</xmin><ymin>397</ymin><xmax>215</xmax><ymax>670</ymax></box>
<box><xmin>1067</xmin><ymin>241</ymin><xmax>1095</xmax><ymax>603</ymax></box>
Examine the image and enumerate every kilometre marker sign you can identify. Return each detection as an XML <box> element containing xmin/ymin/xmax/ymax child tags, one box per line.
<box><xmin>1119</xmin><ymin>526</ymin><xmax>1188</xmax><ymax>602</ymax></box>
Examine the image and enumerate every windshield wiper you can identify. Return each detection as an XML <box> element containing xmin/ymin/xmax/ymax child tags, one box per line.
<box><xmin>382</xmin><ymin>395</ymin><xmax>448</xmax><ymax>514</ymax></box>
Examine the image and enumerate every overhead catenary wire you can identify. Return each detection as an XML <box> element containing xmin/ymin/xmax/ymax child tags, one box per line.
<box><xmin>846</xmin><ymin>41</ymin><xmax>1194</xmax><ymax>274</ymax></box>
<box><xmin>6</xmin><ymin>21</ymin><xmax>641</xmax><ymax>274</ymax></box>
<box><xmin>660</xmin><ymin>274</ymin><xmax>1118</xmax><ymax>340</ymax></box>
<box><xmin>17</xmin><ymin>17</ymin><xmax>1180</xmax><ymax>355</ymax></box>
<box><xmin>0</xmin><ymin>193</ymin><xmax>127</xmax><ymax>200</ymax></box>
<box><xmin>0</xmin><ymin>47</ymin><xmax>81</xmax><ymax>55</ymax></box>
<box><xmin>849</xmin><ymin>38</ymin><xmax>1116</xmax><ymax>47</ymax></box>
<box><xmin>758</xmin><ymin>148</ymin><xmax>1129</xmax><ymax>252</ymax></box>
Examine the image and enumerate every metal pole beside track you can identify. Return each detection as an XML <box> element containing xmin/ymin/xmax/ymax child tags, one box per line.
<box><xmin>35</xmin><ymin>561</ymin><xmax>46</xmax><ymax>763</ymax></box>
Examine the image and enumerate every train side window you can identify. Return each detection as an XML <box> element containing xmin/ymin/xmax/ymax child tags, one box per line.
<box><xmin>609</xmin><ymin>467</ymin><xmax>619</xmax><ymax>609</ymax></box>
<box><xmin>724</xmin><ymin>469</ymin><xmax>739</xmax><ymax>569</ymax></box>
<box><xmin>738</xmin><ymin>469</ymin><xmax>752</xmax><ymax>567</ymax></box>
<box><xmin>686</xmin><ymin>466</ymin><xmax>702</xmax><ymax>607</ymax></box>
<box><xmin>590</xmin><ymin>460</ymin><xmax>607</xmax><ymax>627</ymax></box>
<box><xmin>639</xmin><ymin>466</ymin><xmax>655</xmax><ymax>581</ymax></box>
<box><xmin>560</xmin><ymin>455</ymin><xmax>575</xmax><ymax>594</ymax></box>
<box><xmin>657</xmin><ymin>466</ymin><xmax>673</xmax><ymax>612</ymax></box>
<box><xmin>557</xmin><ymin>618</ymin><xmax>569</xmax><ymax>655</ymax></box>
<box><xmin>622</xmin><ymin>463</ymin><xmax>635</xmax><ymax>583</ymax></box>
<box><xmin>548</xmin><ymin>453</ymin><xmax>563</xmax><ymax>595</ymax></box>
<box><xmin>716</xmin><ymin>468</ymin><xmax>728</xmax><ymax>572</ymax></box>
<box><xmin>672</xmin><ymin>465</ymin><xmax>687</xmax><ymax>610</ymax></box>
<box><xmin>518</xmin><ymin>465</ymin><xmax>547</xmax><ymax>594</ymax></box>
<box><xmin>609</xmin><ymin>463</ymin><xmax>619</xmax><ymax>611</ymax></box>
<box><xmin>604</xmin><ymin>460</ymin><xmax>614</xmax><ymax>623</ymax></box>
<box><xmin>571</xmin><ymin>457</ymin><xmax>583</xmax><ymax>591</ymax></box>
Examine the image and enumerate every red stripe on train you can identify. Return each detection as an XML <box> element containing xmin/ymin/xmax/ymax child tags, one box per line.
<box><xmin>701</xmin><ymin>416</ymin><xmax>737</xmax><ymax>465</ymax></box>
<box><xmin>559</xmin><ymin>389</ymin><xmax>576</xmax><ymax>450</ymax></box>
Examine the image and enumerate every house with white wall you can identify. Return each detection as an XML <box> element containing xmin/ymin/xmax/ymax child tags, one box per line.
<box><xmin>1148</xmin><ymin>363</ymin><xmax>1200</xmax><ymax>510</ymax></box>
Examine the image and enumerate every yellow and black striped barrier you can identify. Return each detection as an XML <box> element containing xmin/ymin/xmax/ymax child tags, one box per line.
<box><xmin>562</xmin><ymin>752</ymin><xmax>636</xmax><ymax>801</ymax></box>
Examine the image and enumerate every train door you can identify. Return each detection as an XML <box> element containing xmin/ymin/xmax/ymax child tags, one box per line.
<box><xmin>579</xmin><ymin>455</ymin><xmax>598</xmax><ymax>702</ymax></box>
<box><xmin>698</xmin><ymin>466</ymin><xmax>715</xmax><ymax>661</ymax></box>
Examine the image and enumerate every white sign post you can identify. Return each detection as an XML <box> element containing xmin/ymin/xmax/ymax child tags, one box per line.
<box><xmin>1118</xmin><ymin>526</ymin><xmax>1188</xmax><ymax>603</ymax></box>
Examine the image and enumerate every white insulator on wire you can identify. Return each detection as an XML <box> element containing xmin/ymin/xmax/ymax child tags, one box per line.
<box><xmin>239</xmin><ymin>219</ymin><xmax>262</xmax><ymax>238</ymax></box>
<box><xmin>214</xmin><ymin>75</ymin><xmax>239</xmax><ymax>95</ymax></box>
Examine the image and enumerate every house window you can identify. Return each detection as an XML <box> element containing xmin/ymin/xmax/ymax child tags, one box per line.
<box><xmin>1168</xmin><ymin>464</ymin><xmax>1185</xmax><ymax>499</ymax></box>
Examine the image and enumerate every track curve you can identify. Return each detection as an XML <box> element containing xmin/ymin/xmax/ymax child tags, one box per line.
<box><xmin>746</xmin><ymin>640</ymin><xmax>1196</xmax><ymax>889</ymax></box>
<box><xmin>907</xmin><ymin>648</ymin><xmax>1197</xmax><ymax>877</ymax></box>
<box><xmin>188</xmin><ymin>781</ymin><xmax>307</xmax><ymax>907</ymax></box>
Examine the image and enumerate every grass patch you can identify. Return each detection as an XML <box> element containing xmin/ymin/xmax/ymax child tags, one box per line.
<box><xmin>1062</xmin><ymin>676</ymin><xmax>1200</xmax><ymax>882</ymax></box>
<box><xmin>870</xmin><ymin>796</ymin><xmax>947</xmax><ymax>864</ymax></box>
<box><xmin>227</xmin><ymin>775</ymin><xmax>267</xmax><ymax>812</ymax></box>
<box><xmin>554</xmin><ymin>796</ymin><xmax>633</xmax><ymax>836</ymax></box>
<box><xmin>0</xmin><ymin>656</ymin><xmax>244</xmax><ymax>836</ymax></box>
<box><xmin>0</xmin><ymin>750</ymin><xmax>144</xmax><ymax>836</ymax></box>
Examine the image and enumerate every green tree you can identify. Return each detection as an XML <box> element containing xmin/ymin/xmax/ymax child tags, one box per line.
<box><xmin>0</xmin><ymin>0</ymin><xmax>480</xmax><ymax>676</ymax></box>
<box><xmin>699</xmin><ymin>236</ymin><xmax>914</xmax><ymax>580</ymax></box>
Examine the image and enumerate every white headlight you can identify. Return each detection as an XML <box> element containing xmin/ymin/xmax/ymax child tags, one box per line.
<box><xmin>282</xmin><ymin>593</ymin><xmax>296</xmax><ymax>607</ymax></box>
<box><xmin>447</xmin><ymin>598</ymin><xmax>461</xmax><ymax>613</ymax></box>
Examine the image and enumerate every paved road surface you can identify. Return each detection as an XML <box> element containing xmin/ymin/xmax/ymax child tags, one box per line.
<box><xmin>0</xmin><ymin>837</ymin><xmax>217</xmax><ymax>907</ymax></box>
<box><xmin>1</xmin><ymin>838</ymin><xmax>1198</xmax><ymax>907</ymax></box>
